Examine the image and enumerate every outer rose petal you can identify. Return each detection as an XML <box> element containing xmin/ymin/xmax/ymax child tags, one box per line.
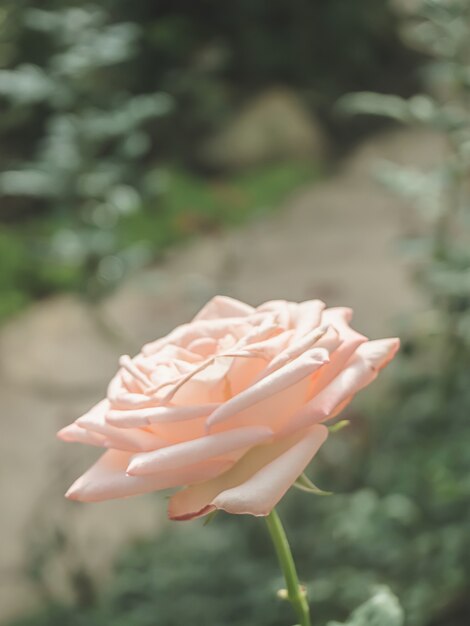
<box><xmin>260</xmin><ymin>324</ymin><xmax>334</xmax><ymax>378</ymax></box>
<box><xmin>168</xmin><ymin>424</ymin><xmax>328</xmax><ymax>520</ymax></box>
<box><xmin>293</xmin><ymin>300</ymin><xmax>326</xmax><ymax>339</ymax></box>
<box><xmin>192</xmin><ymin>296</ymin><xmax>255</xmax><ymax>321</ymax></box>
<box><xmin>282</xmin><ymin>337</ymin><xmax>400</xmax><ymax>435</ymax></box>
<box><xmin>256</xmin><ymin>300</ymin><xmax>297</xmax><ymax>329</ymax></box>
<box><xmin>57</xmin><ymin>423</ymin><xmax>106</xmax><ymax>447</ymax></box>
<box><xmin>304</xmin><ymin>307</ymin><xmax>368</xmax><ymax>398</ymax></box>
<box><xmin>127</xmin><ymin>426</ymin><xmax>273</xmax><ymax>476</ymax></box>
<box><xmin>356</xmin><ymin>337</ymin><xmax>400</xmax><ymax>370</ymax></box>
<box><xmin>65</xmin><ymin>450</ymin><xmax>233</xmax><ymax>502</ymax></box>
<box><xmin>106</xmin><ymin>403</ymin><xmax>221</xmax><ymax>428</ymax></box>
<box><xmin>76</xmin><ymin>400</ymin><xmax>168</xmax><ymax>452</ymax></box>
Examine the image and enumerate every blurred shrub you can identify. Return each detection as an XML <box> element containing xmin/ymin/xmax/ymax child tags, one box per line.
<box><xmin>6</xmin><ymin>512</ymin><xmax>410</xmax><ymax>626</ymax></box>
<box><xmin>0</xmin><ymin>2</ymin><xmax>172</xmax><ymax>302</ymax></box>
<box><xmin>0</xmin><ymin>0</ymin><xmax>416</xmax><ymax>316</ymax></box>
<box><xmin>327</xmin><ymin>587</ymin><xmax>404</xmax><ymax>626</ymax></box>
<box><xmin>332</xmin><ymin>1</ymin><xmax>470</xmax><ymax>623</ymax></box>
<box><xmin>338</xmin><ymin>0</ymin><xmax>470</xmax><ymax>394</ymax></box>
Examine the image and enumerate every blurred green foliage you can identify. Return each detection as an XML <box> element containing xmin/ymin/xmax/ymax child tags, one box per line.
<box><xmin>0</xmin><ymin>0</ymin><xmax>414</xmax><ymax>321</ymax></box>
<box><xmin>338</xmin><ymin>0</ymin><xmax>470</xmax><ymax>391</ymax></box>
<box><xmin>0</xmin><ymin>2</ymin><xmax>173</xmax><ymax>308</ymax></box>
<box><xmin>8</xmin><ymin>505</ymin><xmax>411</xmax><ymax>626</ymax></box>
<box><xmin>327</xmin><ymin>587</ymin><xmax>404</xmax><ymax>626</ymax></box>
<box><xmin>0</xmin><ymin>162</ymin><xmax>318</xmax><ymax>322</ymax></box>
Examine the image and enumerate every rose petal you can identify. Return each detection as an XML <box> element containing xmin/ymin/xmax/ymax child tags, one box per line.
<box><xmin>192</xmin><ymin>295</ymin><xmax>255</xmax><ymax>321</ymax></box>
<box><xmin>206</xmin><ymin>348</ymin><xmax>329</xmax><ymax>430</ymax></box>
<box><xmin>293</xmin><ymin>300</ymin><xmax>326</xmax><ymax>339</ymax></box>
<box><xmin>142</xmin><ymin>315</ymin><xmax>267</xmax><ymax>356</ymax></box>
<box><xmin>233</xmin><ymin>315</ymin><xmax>281</xmax><ymax>348</ymax></box>
<box><xmin>260</xmin><ymin>324</ymin><xmax>333</xmax><ymax>378</ymax></box>
<box><xmin>127</xmin><ymin>425</ymin><xmax>273</xmax><ymax>476</ymax></box>
<box><xmin>108</xmin><ymin>384</ymin><xmax>157</xmax><ymax>410</ymax></box>
<box><xmin>282</xmin><ymin>338</ymin><xmax>400</xmax><ymax>434</ymax></box>
<box><xmin>118</xmin><ymin>355</ymin><xmax>152</xmax><ymax>390</ymax></box>
<box><xmin>159</xmin><ymin>357</ymin><xmax>234</xmax><ymax>405</ymax></box>
<box><xmin>76</xmin><ymin>400</ymin><xmax>168</xmax><ymax>452</ymax></box>
<box><xmin>106</xmin><ymin>403</ymin><xmax>221</xmax><ymax>428</ymax></box>
<box><xmin>168</xmin><ymin>424</ymin><xmax>328</xmax><ymax>520</ymax></box>
<box><xmin>57</xmin><ymin>423</ymin><xmax>106</xmax><ymax>447</ymax></box>
<box><xmin>65</xmin><ymin>450</ymin><xmax>233</xmax><ymax>502</ymax></box>
<box><xmin>356</xmin><ymin>337</ymin><xmax>400</xmax><ymax>369</ymax></box>
<box><xmin>149</xmin><ymin>345</ymin><xmax>203</xmax><ymax>364</ymax></box>
<box><xmin>306</xmin><ymin>307</ymin><xmax>368</xmax><ymax>396</ymax></box>
<box><xmin>186</xmin><ymin>337</ymin><xmax>218</xmax><ymax>357</ymax></box>
<box><xmin>256</xmin><ymin>300</ymin><xmax>296</xmax><ymax>329</ymax></box>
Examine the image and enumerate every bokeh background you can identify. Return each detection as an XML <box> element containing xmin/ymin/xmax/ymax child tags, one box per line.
<box><xmin>1</xmin><ymin>1</ymin><xmax>469</xmax><ymax>625</ymax></box>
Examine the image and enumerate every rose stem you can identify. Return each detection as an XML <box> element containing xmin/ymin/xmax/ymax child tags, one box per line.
<box><xmin>265</xmin><ymin>508</ymin><xmax>311</xmax><ymax>626</ymax></box>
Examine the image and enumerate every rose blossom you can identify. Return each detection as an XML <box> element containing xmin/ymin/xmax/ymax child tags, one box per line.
<box><xmin>58</xmin><ymin>296</ymin><xmax>399</xmax><ymax>520</ymax></box>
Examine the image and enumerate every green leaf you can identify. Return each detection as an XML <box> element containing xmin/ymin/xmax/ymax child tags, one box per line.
<box><xmin>203</xmin><ymin>510</ymin><xmax>219</xmax><ymax>526</ymax></box>
<box><xmin>294</xmin><ymin>473</ymin><xmax>332</xmax><ymax>496</ymax></box>
<box><xmin>328</xmin><ymin>419</ymin><xmax>350</xmax><ymax>434</ymax></box>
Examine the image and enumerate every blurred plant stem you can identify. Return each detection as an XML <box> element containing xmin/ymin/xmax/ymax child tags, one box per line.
<box><xmin>265</xmin><ymin>508</ymin><xmax>311</xmax><ymax>626</ymax></box>
<box><xmin>435</xmin><ymin>136</ymin><xmax>462</xmax><ymax>399</ymax></box>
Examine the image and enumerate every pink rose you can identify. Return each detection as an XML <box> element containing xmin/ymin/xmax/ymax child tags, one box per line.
<box><xmin>58</xmin><ymin>296</ymin><xmax>399</xmax><ymax>520</ymax></box>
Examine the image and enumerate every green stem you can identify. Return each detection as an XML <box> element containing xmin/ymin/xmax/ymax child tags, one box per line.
<box><xmin>265</xmin><ymin>508</ymin><xmax>311</xmax><ymax>626</ymax></box>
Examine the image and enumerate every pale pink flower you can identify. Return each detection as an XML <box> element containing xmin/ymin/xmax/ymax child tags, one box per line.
<box><xmin>58</xmin><ymin>296</ymin><xmax>399</xmax><ymax>520</ymax></box>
